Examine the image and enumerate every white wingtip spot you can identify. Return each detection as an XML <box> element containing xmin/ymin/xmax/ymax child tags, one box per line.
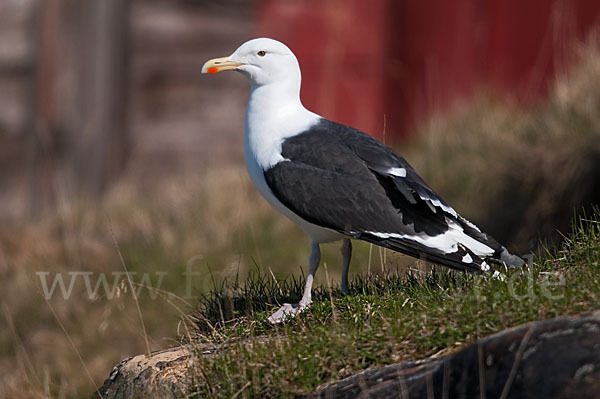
<box><xmin>462</xmin><ymin>253</ymin><xmax>473</xmax><ymax>263</ymax></box>
<box><xmin>480</xmin><ymin>261</ymin><xmax>490</xmax><ymax>272</ymax></box>
<box><xmin>492</xmin><ymin>270</ymin><xmax>506</xmax><ymax>281</ymax></box>
<box><xmin>388</xmin><ymin>167</ymin><xmax>407</xmax><ymax>177</ymax></box>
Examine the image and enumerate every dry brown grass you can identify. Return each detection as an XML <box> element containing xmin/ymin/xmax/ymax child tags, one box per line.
<box><xmin>0</xmin><ymin>166</ymin><xmax>292</xmax><ymax>398</ymax></box>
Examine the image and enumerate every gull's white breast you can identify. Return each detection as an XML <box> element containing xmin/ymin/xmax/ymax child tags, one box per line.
<box><xmin>243</xmin><ymin>94</ymin><xmax>344</xmax><ymax>244</ymax></box>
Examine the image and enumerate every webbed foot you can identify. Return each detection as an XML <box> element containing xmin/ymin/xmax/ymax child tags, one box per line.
<box><xmin>268</xmin><ymin>301</ymin><xmax>310</xmax><ymax>324</ymax></box>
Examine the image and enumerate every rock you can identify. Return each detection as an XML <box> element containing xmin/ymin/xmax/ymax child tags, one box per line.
<box><xmin>96</xmin><ymin>345</ymin><xmax>198</xmax><ymax>399</ymax></box>
<box><xmin>317</xmin><ymin>311</ymin><xmax>600</xmax><ymax>398</ymax></box>
<box><xmin>97</xmin><ymin>312</ymin><xmax>600</xmax><ymax>398</ymax></box>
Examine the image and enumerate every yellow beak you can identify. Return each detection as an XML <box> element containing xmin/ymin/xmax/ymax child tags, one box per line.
<box><xmin>201</xmin><ymin>56</ymin><xmax>243</xmax><ymax>74</ymax></box>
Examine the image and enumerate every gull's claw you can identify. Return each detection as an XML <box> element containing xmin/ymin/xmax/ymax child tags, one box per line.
<box><xmin>268</xmin><ymin>301</ymin><xmax>312</xmax><ymax>324</ymax></box>
<box><xmin>268</xmin><ymin>303</ymin><xmax>300</xmax><ymax>324</ymax></box>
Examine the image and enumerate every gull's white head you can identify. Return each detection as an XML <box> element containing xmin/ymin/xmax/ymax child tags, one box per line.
<box><xmin>202</xmin><ymin>38</ymin><xmax>301</xmax><ymax>88</ymax></box>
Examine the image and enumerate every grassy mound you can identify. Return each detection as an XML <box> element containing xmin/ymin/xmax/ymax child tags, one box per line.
<box><xmin>190</xmin><ymin>211</ymin><xmax>600</xmax><ymax>397</ymax></box>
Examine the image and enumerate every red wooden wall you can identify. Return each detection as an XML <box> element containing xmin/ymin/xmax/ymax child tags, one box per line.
<box><xmin>258</xmin><ymin>0</ymin><xmax>600</xmax><ymax>141</ymax></box>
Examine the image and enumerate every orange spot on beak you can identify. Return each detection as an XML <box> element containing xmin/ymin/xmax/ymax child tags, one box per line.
<box><xmin>207</xmin><ymin>67</ymin><xmax>219</xmax><ymax>74</ymax></box>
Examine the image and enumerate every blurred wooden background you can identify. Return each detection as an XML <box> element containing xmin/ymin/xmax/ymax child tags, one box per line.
<box><xmin>0</xmin><ymin>0</ymin><xmax>598</xmax><ymax>222</ymax></box>
<box><xmin>0</xmin><ymin>0</ymin><xmax>252</xmax><ymax>221</ymax></box>
<box><xmin>259</xmin><ymin>0</ymin><xmax>600</xmax><ymax>139</ymax></box>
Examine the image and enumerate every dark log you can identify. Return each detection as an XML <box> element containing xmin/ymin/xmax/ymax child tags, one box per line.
<box><xmin>318</xmin><ymin>311</ymin><xmax>600</xmax><ymax>399</ymax></box>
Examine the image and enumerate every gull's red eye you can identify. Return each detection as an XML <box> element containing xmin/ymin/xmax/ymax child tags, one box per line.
<box><xmin>257</xmin><ymin>50</ymin><xmax>266</xmax><ymax>57</ymax></box>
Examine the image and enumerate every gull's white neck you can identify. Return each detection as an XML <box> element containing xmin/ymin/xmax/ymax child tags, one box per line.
<box><xmin>242</xmin><ymin>80</ymin><xmax>342</xmax><ymax>243</ymax></box>
<box><xmin>244</xmin><ymin>81</ymin><xmax>320</xmax><ymax>170</ymax></box>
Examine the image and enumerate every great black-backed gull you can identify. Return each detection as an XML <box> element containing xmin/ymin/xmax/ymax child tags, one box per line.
<box><xmin>202</xmin><ymin>38</ymin><xmax>523</xmax><ymax>323</ymax></box>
